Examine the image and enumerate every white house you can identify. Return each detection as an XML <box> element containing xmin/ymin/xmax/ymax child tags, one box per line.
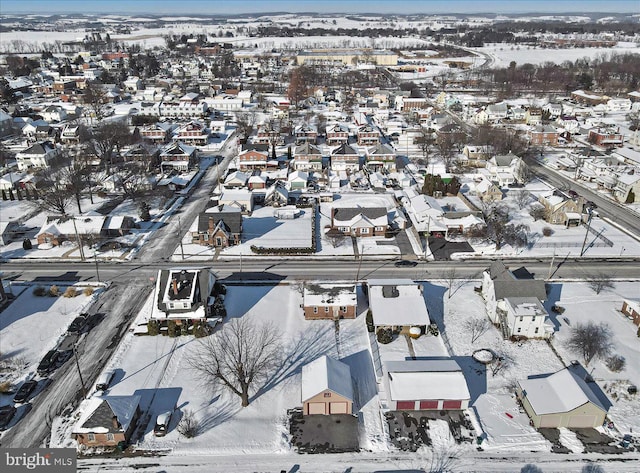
<box><xmin>504</xmin><ymin>297</ymin><xmax>554</xmax><ymax>339</ymax></box>
<box><xmin>367</xmin><ymin>279</ymin><xmax>430</xmax><ymax>334</ymax></box>
<box><xmin>485</xmin><ymin>152</ymin><xmax>524</xmax><ymax>187</ymax></box>
<box><xmin>382</xmin><ymin>359</ymin><xmax>470</xmax><ymax>411</ymax></box>
<box><xmin>15</xmin><ymin>141</ymin><xmax>60</xmax><ymax>171</ymax></box>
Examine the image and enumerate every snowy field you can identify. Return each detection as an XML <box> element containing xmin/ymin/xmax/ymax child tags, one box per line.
<box><xmin>0</xmin><ymin>282</ymin><xmax>101</xmax><ymax>391</ymax></box>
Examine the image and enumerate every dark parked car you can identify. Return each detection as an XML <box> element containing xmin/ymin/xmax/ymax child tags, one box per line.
<box><xmin>0</xmin><ymin>405</ymin><xmax>17</xmax><ymax>430</ymax></box>
<box><xmin>13</xmin><ymin>380</ymin><xmax>38</xmax><ymax>404</ymax></box>
<box><xmin>67</xmin><ymin>315</ymin><xmax>87</xmax><ymax>333</ymax></box>
<box><xmin>394</xmin><ymin>260</ymin><xmax>418</xmax><ymax>267</ymax></box>
<box><xmin>37</xmin><ymin>350</ymin><xmax>60</xmax><ymax>376</ymax></box>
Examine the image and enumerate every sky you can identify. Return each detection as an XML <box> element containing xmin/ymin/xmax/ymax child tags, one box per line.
<box><xmin>1</xmin><ymin>0</ymin><xmax>638</xmax><ymax>15</ymax></box>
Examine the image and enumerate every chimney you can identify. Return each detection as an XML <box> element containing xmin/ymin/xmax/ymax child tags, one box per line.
<box><xmin>172</xmin><ymin>278</ymin><xmax>178</xmax><ymax>295</ymax></box>
<box><xmin>111</xmin><ymin>416</ymin><xmax>120</xmax><ymax>430</ymax></box>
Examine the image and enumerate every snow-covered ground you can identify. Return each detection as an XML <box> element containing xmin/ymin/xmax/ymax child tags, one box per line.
<box><xmin>0</xmin><ymin>281</ymin><xmax>102</xmax><ymax>393</ymax></box>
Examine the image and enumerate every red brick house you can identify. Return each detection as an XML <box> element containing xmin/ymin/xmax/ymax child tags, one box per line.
<box><xmin>528</xmin><ymin>125</ymin><xmax>559</xmax><ymax>146</ymax></box>
<box><xmin>73</xmin><ymin>395</ymin><xmax>141</xmax><ymax>447</ymax></box>
<box><xmin>588</xmin><ymin>128</ymin><xmax>624</xmax><ymax>148</ymax></box>
<box><xmin>193</xmin><ymin>204</ymin><xmax>242</xmax><ymax>247</ymax></box>
<box><xmin>238</xmin><ymin>149</ymin><xmax>269</xmax><ymax>171</ymax></box>
<box><xmin>303</xmin><ymin>283</ymin><xmax>357</xmax><ymax>320</ymax></box>
<box><xmin>331</xmin><ymin>206</ymin><xmax>388</xmax><ymax>237</ymax></box>
<box><xmin>326</xmin><ymin>124</ymin><xmax>349</xmax><ymax>145</ymax></box>
<box><xmin>357</xmin><ymin>124</ymin><xmax>380</xmax><ymax>146</ymax></box>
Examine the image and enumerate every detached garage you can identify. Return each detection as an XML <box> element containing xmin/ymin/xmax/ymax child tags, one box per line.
<box><xmin>516</xmin><ymin>363</ymin><xmax>611</xmax><ymax>429</ymax></box>
<box><xmin>383</xmin><ymin>359</ymin><xmax>470</xmax><ymax>411</ymax></box>
<box><xmin>302</xmin><ymin>355</ymin><xmax>354</xmax><ymax>416</ymax></box>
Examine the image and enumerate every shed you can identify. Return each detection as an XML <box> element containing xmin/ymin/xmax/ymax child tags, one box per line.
<box><xmin>516</xmin><ymin>363</ymin><xmax>611</xmax><ymax>429</ymax></box>
<box><xmin>383</xmin><ymin>359</ymin><xmax>470</xmax><ymax>411</ymax></box>
<box><xmin>302</xmin><ymin>356</ymin><xmax>353</xmax><ymax>415</ymax></box>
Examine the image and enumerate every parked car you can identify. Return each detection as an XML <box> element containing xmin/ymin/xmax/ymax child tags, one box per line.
<box><xmin>37</xmin><ymin>350</ymin><xmax>60</xmax><ymax>376</ymax></box>
<box><xmin>67</xmin><ymin>315</ymin><xmax>87</xmax><ymax>333</ymax></box>
<box><xmin>153</xmin><ymin>411</ymin><xmax>172</xmax><ymax>437</ymax></box>
<box><xmin>394</xmin><ymin>260</ymin><xmax>418</xmax><ymax>267</ymax></box>
<box><xmin>13</xmin><ymin>380</ymin><xmax>38</xmax><ymax>404</ymax></box>
<box><xmin>95</xmin><ymin>369</ymin><xmax>116</xmax><ymax>392</ymax></box>
<box><xmin>0</xmin><ymin>405</ymin><xmax>17</xmax><ymax>430</ymax></box>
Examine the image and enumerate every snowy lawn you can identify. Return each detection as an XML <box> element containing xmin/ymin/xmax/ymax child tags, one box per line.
<box><xmin>55</xmin><ymin>283</ymin><xmax>386</xmax><ymax>454</ymax></box>
<box><xmin>0</xmin><ymin>282</ymin><xmax>100</xmax><ymax>394</ymax></box>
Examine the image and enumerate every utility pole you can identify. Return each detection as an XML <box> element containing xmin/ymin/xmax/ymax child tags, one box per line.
<box><xmin>547</xmin><ymin>251</ymin><xmax>556</xmax><ymax>279</ymax></box>
<box><xmin>73</xmin><ymin>344</ymin><xmax>88</xmax><ymax>398</ymax></box>
<box><xmin>177</xmin><ymin>216</ymin><xmax>184</xmax><ymax>260</ymax></box>
<box><xmin>93</xmin><ymin>251</ymin><xmax>101</xmax><ymax>283</ymax></box>
<box><xmin>579</xmin><ymin>207</ymin><xmax>594</xmax><ymax>257</ymax></box>
<box><xmin>72</xmin><ymin>217</ymin><xmax>86</xmax><ymax>261</ymax></box>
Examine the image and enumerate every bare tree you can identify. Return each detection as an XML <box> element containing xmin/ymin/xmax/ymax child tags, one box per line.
<box><xmin>468</xmin><ymin>204</ymin><xmax>529</xmax><ymax>250</ymax></box>
<box><xmin>513</xmin><ymin>190</ymin><xmax>531</xmax><ymax>210</ymax></box>
<box><xmin>188</xmin><ymin>318</ymin><xmax>282</xmax><ymax>407</ymax></box>
<box><xmin>416</xmin><ymin>126</ymin><xmax>434</xmax><ymax>168</ymax></box>
<box><xmin>465</xmin><ymin>318</ymin><xmax>491</xmax><ymax>343</ymax></box>
<box><xmin>587</xmin><ymin>274</ymin><xmax>616</xmax><ymax>295</ymax></box>
<box><xmin>325</xmin><ymin>228</ymin><xmax>346</xmax><ymax>248</ymax></box>
<box><xmin>81</xmin><ymin>120</ymin><xmax>131</xmax><ymax>173</ymax></box>
<box><xmin>529</xmin><ymin>204</ymin><xmax>546</xmax><ymax>221</ymax></box>
<box><xmin>112</xmin><ymin>162</ymin><xmax>148</xmax><ymax>200</ymax></box>
<box><xmin>82</xmin><ymin>81</ymin><xmax>110</xmax><ymax>122</ymax></box>
<box><xmin>490</xmin><ymin>350</ymin><xmax>514</xmax><ymax>377</ymax></box>
<box><xmin>234</xmin><ymin>111</ymin><xmax>257</xmax><ymax>144</ymax></box>
<box><xmin>425</xmin><ymin>443</ymin><xmax>462</xmax><ymax>473</ymax></box>
<box><xmin>444</xmin><ymin>268</ymin><xmax>457</xmax><ymax>299</ymax></box>
<box><xmin>33</xmin><ymin>166</ymin><xmax>73</xmax><ymax>216</ymax></box>
<box><xmin>566</xmin><ymin>321</ymin><xmax>613</xmax><ymax>367</ymax></box>
<box><xmin>435</xmin><ymin>133</ymin><xmax>457</xmax><ymax>173</ymax></box>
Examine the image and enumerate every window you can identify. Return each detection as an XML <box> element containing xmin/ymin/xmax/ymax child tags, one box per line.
<box><xmin>535</xmin><ymin>327</ymin><xmax>539</xmax><ymax>334</ymax></box>
<box><xmin>532</xmin><ymin>316</ymin><xmax>536</xmax><ymax>322</ymax></box>
<box><xmin>341</xmin><ymin>306</ymin><xmax>347</xmax><ymax>313</ymax></box>
<box><xmin>325</xmin><ymin>306</ymin><xmax>329</xmax><ymax>313</ymax></box>
<box><xmin>361</xmin><ymin>228</ymin><xmax>369</xmax><ymax>234</ymax></box>
<box><xmin>519</xmin><ymin>316</ymin><xmax>524</xmax><ymax>322</ymax></box>
<box><xmin>313</xmin><ymin>307</ymin><xmax>318</xmax><ymax>314</ymax></box>
<box><xmin>323</xmin><ymin>392</ymin><xmax>331</xmax><ymax>398</ymax></box>
<box><xmin>517</xmin><ymin>328</ymin><xmax>521</xmax><ymax>333</ymax></box>
<box><xmin>87</xmin><ymin>433</ymin><xmax>95</xmax><ymax>442</ymax></box>
<box><xmin>106</xmin><ymin>433</ymin><xmax>115</xmax><ymax>441</ymax></box>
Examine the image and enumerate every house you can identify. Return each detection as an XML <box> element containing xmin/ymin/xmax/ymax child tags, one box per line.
<box><xmin>0</xmin><ymin>172</ymin><xmax>25</xmax><ymax>191</ymax></box>
<box><xmin>537</xmin><ymin>190</ymin><xmax>585</xmax><ymax>226</ymax></box>
<box><xmin>102</xmin><ymin>216</ymin><xmax>136</xmax><ymax>237</ymax></box>
<box><xmin>367</xmin><ymin>279</ymin><xmax>430</xmax><ymax>334</ymax></box>
<box><xmin>331</xmin><ymin>206</ymin><xmax>388</xmax><ymax>237</ymax></box>
<box><xmin>159</xmin><ymin>142</ymin><xmax>197</xmax><ymax>172</ymax></box>
<box><xmin>294</xmin><ymin>124</ymin><xmax>318</xmax><ymax>144</ymax></box>
<box><xmin>218</xmin><ymin>189</ymin><xmax>254</xmax><ymax>213</ymax></box>
<box><xmin>503</xmin><ymin>297</ymin><xmax>554</xmax><ymax>339</ymax></box>
<box><xmin>525</xmin><ymin>108</ymin><xmax>543</xmax><ymax>125</ymax></box>
<box><xmin>238</xmin><ymin>149</ymin><xmax>269</xmax><ymax>172</ymax></box>
<box><xmin>223</xmin><ymin>170</ymin><xmax>248</xmax><ymax>188</ymax></box>
<box><xmin>468</xmin><ymin>177</ymin><xmax>503</xmax><ymax>203</ymax></box>
<box><xmin>613</xmin><ymin>172</ymin><xmax>640</xmax><ymax>203</ymax></box>
<box><xmin>15</xmin><ymin>141</ymin><xmax>60</xmax><ymax>171</ymax></box>
<box><xmin>140</xmin><ymin>123</ymin><xmax>176</xmax><ymax>144</ymax></box>
<box><xmin>173</xmin><ymin>121</ymin><xmax>209</xmax><ymax>146</ymax></box>
<box><xmin>193</xmin><ymin>204</ymin><xmax>242</xmax><ymax>247</ymax></box>
<box><xmin>543</xmin><ymin>103</ymin><xmax>563</xmax><ymax>118</ymax></box>
<box><xmin>0</xmin><ymin>221</ymin><xmax>20</xmax><ymax>246</ymax></box>
<box><xmin>485</xmin><ymin>153</ymin><xmax>524</xmax><ymax>187</ymax></box>
<box><xmin>516</xmin><ymin>363</ymin><xmax>611</xmax><ymax>429</ymax></box>
<box><xmin>152</xmin><ymin>268</ymin><xmax>223</xmax><ymax>323</ymax></box>
<box><xmin>36</xmin><ymin>214</ymin><xmax>108</xmax><ymax>247</ymax></box>
<box><xmin>247</xmin><ymin>173</ymin><xmax>267</xmax><ymax>190</ymax></box>
<box><xmin>481</xmin><ymin>262</ymin><xmax>547</xmax><ymax>329</ymax></box>
<box><xmin>357</xmin><ymin>123</ymin><xmax>380</xmax><ymax>146</ymax></box>
<box><xmin>366</xmin><ymin>143</ymin><xmax>396</xmax><ymax>172</ymax></box>
<box><xmin>60</xmin><ymin>125</ymin><xmax>80</xmax><ymax>143</ymax></box>
<box><xmin>588</xmin><ymin>128</ymin><xmax>624</xmax><ymax>149</ymax></box>
<box><xmin>293</xmin><ymin>142</ymin><xmax>323</xmax><ymax>171</ymax></box>
<box><xmin>331</xmin><ymin>143</ymin><xmax>360</xmax><ymax>173</ymax></box>
<box><xmin>302</xmin><ymin>283</ymin><xmax>357</xmax><ymax>320</ymax></box>
<box><xmin>382</xmin><ymin>359</ymin><xmax>470</xmax><ymax>411</ymax></box>
<box><xmin>485</xmin><ymin>102</ymin><xmax>508</xmax><ymax>122</ymax></box>
<box><xmin>124</xmin><ymin>76</ymin><xmax>143</xmax><ymax>92</ymax></box>
<box><xmin>264</xmin><ymin>182</ymin><xmax>289</xmax><ymax>206</ymax></box>
<box><xmin>621</xmin><ymin>299</ymin><xmax>640</xmax><ymax>326</ymax></box>
<box><xmin>462</xmin><ymin>145</ymin><xmax>493</xmax><ymax>167</ymax></box>
<box><xmin>72</xmin><ymin>395</ymin><xmax>142</xmax><ymax>447</ymax></box>
<box><xmin>528</xmin><ymin>125</ymin><xmax>559</xmax><ymax>147</ymax></box>
<box><xmin>301</xmin><ymin>356</ymin><xmax>353</xmax><ymax>415</ymax></box>
<box><xmin>326</xmin><ymin>123</ymin><xmax>350</xmax><ymax>145</ymax></box>
<box><xmin>121</xmin><ymin>143</ymin><xmax>160</xmax><ymax>170</ymax></box>
<box><xmin>288</xmin><ymin>170</ymin><xmax>308</xmax><ymax>190</ymax></box>
<box><xmin>41</xmin><ymin>105</ymin><xmax>67</xmax><ymax>123</ymax></box>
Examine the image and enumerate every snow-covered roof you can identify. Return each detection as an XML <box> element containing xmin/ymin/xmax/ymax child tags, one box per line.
<box><xmin>385</xmin><ymin>359</ymin><xmax>470</xmax><ymax>401</ymax></box>
<box><xmin>74</xmin><ymin>395</ymin><xmax>141</xmax><ymax>434</ymax></box>
<box><xmin>368</xmin><ymin>280</ymin><xmax>430</xmax><ymax>327</ymax></box>
<box><xmin>303</xmin><ymin>283</ymin><xmax>357</xmax><ymax>307</ymax></box>
<box><xmin>518</xmin><ymin>366</ymin><xmax>610</xmax><ymax>416</ymax></box>
<box><xmin>301</xmin><ymin>355</ymin><xmax>353</xmax><ymax>402</ymax></box>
